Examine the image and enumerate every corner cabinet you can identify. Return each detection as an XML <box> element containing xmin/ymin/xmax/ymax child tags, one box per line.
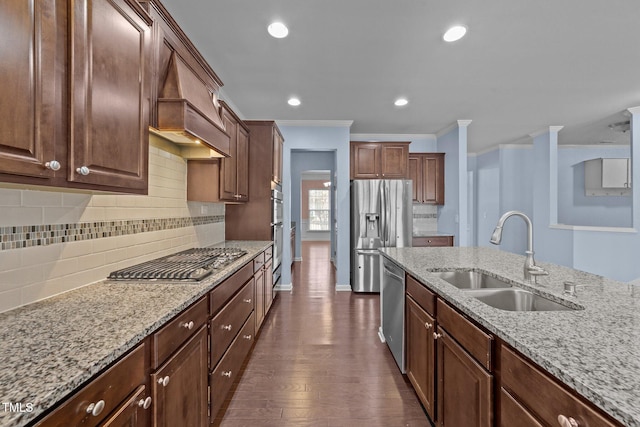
<box><xmin>0</xmin><ymin>0</ymin><xmax>151</xmax><ymax>194</ymax></box>
<box><xmin>409</xmin><ymin>153</ymin><xmax>445</xmax><ymax>204</ymax></box>
<box><xmin>350</xmin><ymin>142</ymin><xmax>410</xmax><ymax>179</ymax></box>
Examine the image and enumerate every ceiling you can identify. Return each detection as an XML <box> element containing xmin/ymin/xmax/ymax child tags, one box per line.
<box><xmin>159</xmin><ymin>0</ymin><xmax>640</xmax><ymax>153</ymax></box>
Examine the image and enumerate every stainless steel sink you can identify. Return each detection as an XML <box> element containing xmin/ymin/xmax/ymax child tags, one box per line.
<box><xmin>465</xmin><ymin>288</ymin><xmax>576</xmax><ymax>311</ymax></box>
<box><xmin>433</xmin><ymin>270</ymin><xmax>514</xmax><ymax>289</ymax></box>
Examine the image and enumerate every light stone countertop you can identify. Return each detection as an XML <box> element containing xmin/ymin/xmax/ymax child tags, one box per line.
<box><xmin>379</xmin><ymin>246</ymin><xmax>640</xmax><ymax>427</ymax></box>
<box><xmin>0</xmin><ymin>240</ymin><xmax>272</xmax><ymax>427</ymax></box>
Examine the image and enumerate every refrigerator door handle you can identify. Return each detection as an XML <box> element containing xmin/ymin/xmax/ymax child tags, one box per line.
<box><xmin>356</xmin><ymin>249</ymin><xmax>380</xmax><ymax>255</ymax></box>
<box><xmin>381</xmin><ymin>182</ymin><xmax>388</xmax><ymax>245</ymax></box>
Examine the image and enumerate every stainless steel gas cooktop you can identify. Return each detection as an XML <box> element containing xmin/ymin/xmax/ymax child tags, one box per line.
<box><xmin>107</xmin><ymin>247</ymin><xmax>247</xmax><ymax>282</ymax></box>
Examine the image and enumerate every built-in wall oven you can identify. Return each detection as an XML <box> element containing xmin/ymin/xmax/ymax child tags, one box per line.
<box><xmin>271</xmin><ymin>187</ymin><xmax>283</xmax><ymax>285</ymax></box>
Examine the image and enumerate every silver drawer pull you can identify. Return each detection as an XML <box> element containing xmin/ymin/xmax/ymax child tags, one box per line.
<box><xmin>243</xmin><ymin>334</ymin><xmax>252</xmax><ymax>340</ymax></box>
<box><xmin>557</xmin><ymin>415</ymin><xmax>579</xmax><ymax>427</ymax></box>
<box><xmin>221</xmin><ymin>324</ymin><xmax>232</xmax><ymax>331</ymax></box>
<box><xmin>157</xmin><ymin>376</ymin><xmax>170</xmax><ymax>387</ymax></box>
<box><xmin>86</xmin><ymin>400</ymin><xmax>105</xmax><ymax>417</ymax></box>
<box><xmin>137</xmin><ymin>396</ymin><xmax>152</xmax><ymax>410</ymax></box>
<box><xmin>221</xmin><ymin>371</ymin><xmax>232</xmax><ymax>377</ymax></box>
<box><xmin>182</xmin><ymin>321</ymin><xmax>194</xmax><ymax>330</ymax></box>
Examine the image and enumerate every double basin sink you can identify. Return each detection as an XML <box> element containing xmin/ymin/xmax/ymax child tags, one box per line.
<box><xmin>433</xmin><ymin>270</ymin><xmax>578</xmax><ymax>312</ymax></box>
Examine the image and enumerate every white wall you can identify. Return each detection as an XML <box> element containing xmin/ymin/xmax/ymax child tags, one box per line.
<box><xmin>0</xmin><ymin>135</ymin><xmax>225</xmax><ymax>313</ymax></box>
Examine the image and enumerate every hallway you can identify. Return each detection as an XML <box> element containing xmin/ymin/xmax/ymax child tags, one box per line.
<box><xmin>215</xmin><ymin>241</ymin><xmax>428</xmax><ymax>426</ymax></box>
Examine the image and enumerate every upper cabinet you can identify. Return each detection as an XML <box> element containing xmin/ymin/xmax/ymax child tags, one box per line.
<box><xmin>584</xmin><ymin>157</ymin><xmax>632</xmax><ymax>196</ymax></box>
<box><xmin>272</xmin><ymin>129</ymin><xmax>284</xmax><ymax>184</ymax></box>
<box><xmin>409</xmin><ymin>153</ymin><xmax>445</xmax><ymax>205</ymax></box>
<box><xmin>219</xmin><ymin>101</ymin><xmax>249</xmax><ymax>202</ymax></box>
<box><xmin>350</xmin><ymin>142</ymin><xmax>410</xmax><ymax>179</ymax></box>
<box><xmin>0</xmin><ymin>0</ymin><xmax>152</xmax><ymax>194</ymax></box>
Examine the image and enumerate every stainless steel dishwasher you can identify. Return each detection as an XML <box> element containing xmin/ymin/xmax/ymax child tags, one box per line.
<box><xmin>381</xmin><ymin>256</ymin><xmax>406</xmax><ymax>373</ymax></box>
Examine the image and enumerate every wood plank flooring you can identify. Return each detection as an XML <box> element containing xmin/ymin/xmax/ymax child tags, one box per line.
<box><xmin>214</xmin><ymin>241</ymin><xmax>430</xmax><ymax>426</ymax></box>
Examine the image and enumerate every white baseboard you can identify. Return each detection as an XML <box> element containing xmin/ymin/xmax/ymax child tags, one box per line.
<box><xmin>275</xmin><ymin>283</ymin><xmax>293</xmax><ymax>292</ymax></box>
<box><xmin>335</xmin><ymin>284</ymin><xmax>352</xmax><ymax>292</ymax></box>
<box><xmin>294</xmin><ymin>257</ymin><xmax>303</xmax><ymax>262</ymax></box>
<box><xmin>378</xmin><ymin>326</ymin><xmax>386</xmax><ymax>343</ymax></box>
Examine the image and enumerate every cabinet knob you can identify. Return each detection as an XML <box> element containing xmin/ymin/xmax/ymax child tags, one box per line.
<box><xmin>557</xmin><ymin>415</ymin><xmax>579</xmax><ymax>427</ymax></box>
<box><xmin>424</xmin><ymin>322</ymin><xmax>433</xmax><ymax>329</ymax></box>
<box><xmin>137</xmin><ymin>396</ymin><xmax>152</xmax><ymax>410</ymax></box>
<box><xmin>243</xmin><ymin>334</ymin><xmax>252</xmax><ymax>340</ymax></box>
<box><xmin>182</xmin><ymin>320</ymin><xmax>194</xmax><ymax>330</ymax></box>
<box><xmin>157</xmin><ymin>375</ymin><xmax>170</xmax><ymax>387</ymax></box>
<box><xmin>86</xmin><ymin>400</ymin><xmax>105</xmax><ymax>417</ymax></box>
<box><xmin>45</xmin><ymin>160</ymin><xmax>61</xmax><ymax>171</ymax></box>
<box><xmin>221</xmin><ymin>371</ymin><xmax>232</xmax><ymax>378</ymax></box>
<box><xmin>76</xmin><ymin>166</ymin><xmax>90</xmax><ymax>176</ymax></box>
<box><xmin>433</xmin><ymin>332</ymin><xmax>442</xmax><ymax>340</ymax></box>
<box><xmin>221</xmin><ymin>324</ymin><xmax>232</xmax><ymax>331</ymax></box>
<box><xmin>243</xmin><ymin>298</ymin><xmax>252</xmax><ymax>304</ymax></box>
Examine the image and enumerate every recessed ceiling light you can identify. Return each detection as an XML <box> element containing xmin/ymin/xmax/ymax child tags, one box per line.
<box><xmin>443</xmin><ymin>25</ymin><xmax>467</xmax><ymax>42</ymax></box>
<box><xmin>394</xmin><ymin>98</ymin><xmax>409</xmax><ymax>107</ymax></box>
<box><xmin>288</xmin><ymin>97</ymin><xmax>301</xmax><ymax>106</ymax></box>
<box><xmin>268</xmin><ymin>22</ymin><xmax>289</xmax><ymax>38</ymax></box>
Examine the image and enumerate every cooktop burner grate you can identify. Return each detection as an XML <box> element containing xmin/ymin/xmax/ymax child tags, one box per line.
<box><xmin>107</xmin><ymin>247</ymin><xmax>247</xmax><ymax>282</ymax></box>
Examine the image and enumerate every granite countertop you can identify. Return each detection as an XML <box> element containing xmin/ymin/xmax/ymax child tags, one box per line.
<box><xmin>412</xmin><ymin>233</ymin><xmax>454</xmax><ymax>237</ymax></box>
<box><xmin>379</xmin><ymin>246</ymin><xmax>640</xmax><ymax>427</ymax></box>
<box><xmin>0</xmin><ymin>240</ymin><xmax>272</xmax><ymax>427</ymax></box>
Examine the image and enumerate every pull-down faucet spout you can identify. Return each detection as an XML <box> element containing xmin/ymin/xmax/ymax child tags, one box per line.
<box><xmin>490</xmin><ymin>211</ymin><xmax>548</xmax><ymax>283</ymax></box>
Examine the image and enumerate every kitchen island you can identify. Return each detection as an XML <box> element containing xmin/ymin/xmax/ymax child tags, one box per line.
<box><xmin>379</xmin><ymin>246</ymin><xmax>640</xmax><ymax>427</ymax></box>
<box><xmin>0</xmin><ymin>240</ymin><xmax>272</xmax><ymax>427</ymax></box>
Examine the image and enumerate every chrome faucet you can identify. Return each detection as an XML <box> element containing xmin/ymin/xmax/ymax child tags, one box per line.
<box><xmin>490</xmin><ymin>211</ymin><xmax>548</xmax><ymax>283</ymax></box>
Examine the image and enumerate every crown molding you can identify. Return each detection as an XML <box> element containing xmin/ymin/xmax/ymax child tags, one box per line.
<box><xmin>275</xmin><ymin>120</ymin><xmax>353</xmax><ymax>127</ymax></box>
<box><xmin>436</xmin><ymin>120</ymin><xmax>472</xmax><ymax>138</ymax></box>
<box><xmin>349</xmin><ymin>133</ymin><xmax>436</xmax><ymax>141</ymax></box>
<box><xmin>529</xmin><ymin>125</ymin><xmax>564</xmax><ymax>138</ymax></box>
<box><xmin>627</xmin><ymin>106</ymin><xmax>640</xmax><ymax>115</ymax></box>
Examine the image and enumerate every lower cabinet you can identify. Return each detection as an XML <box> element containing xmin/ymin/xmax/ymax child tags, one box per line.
<box><xmin>33</xmin><ymin>343</ymin><xmax>150</xmax><ymax>427</ymax></box>
<box><xmin>152</xmin><ymin>326</ymin><xmax>208</xmax><ymax>427</ymax></box>
<box><xmin>412</xmin><ymin>236</ymin><xmax>454</xmax><ymax>247</ymax></box>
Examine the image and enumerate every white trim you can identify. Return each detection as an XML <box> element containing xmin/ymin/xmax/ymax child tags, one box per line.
<box><xmin>276</xmin><ymin>120</ymin><xmax>353</xmax><ymax>127</ymax></box>
<box><xmin>436</xmin><ymin>122</ymin><xmax>457</xmax><ymax>137</ymax></box>
<box><xmin>335</xmin><ymin>284</ymin><xmax>352</xmax><ymax>292</ymax></box>
<box><xmin>457</xmin><ymin>119</ymin><xmax>473</xmax><ymax>128</ymax></box>
<box><xmin>275</xmin><ymin>283</ymin><xmax>293</xmax><ymax>292</ymax></box>
<box><xmin>627</xmin><ymin>106</ymin><xmax>640</xmax><ymax>115</ymax></box>
<box><xmin>350</xmin><ymin>133</ymin><xmax>436</xmax><ymax>141</ymax></box>
<box><xmin>558</xmin><ymin>144</ymin><xmax>630</xmax><ymax>149</ymax></box>
<box><xmin>529</xmin><ymin>125</ymin><xmax>564</xmax><ymax>138</ymax></box>
<box><xmin>294</xmin><ymin>257</ymin><xmax>303</xmax><ymax>262</ymax></box>
<box><xmin>550</xmin><ymin>224</ymin><xmax>637</xmax><ymax>233</ymax></box>
<box><xmin>377</xmin><ymin>326</ymin><xmax>386</xmax><ymax>343</ymax></box>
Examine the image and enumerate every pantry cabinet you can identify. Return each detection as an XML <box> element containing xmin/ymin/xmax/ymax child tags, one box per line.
<box><xmin>0</xmin><ymin>0</ymin><xmax>151</xmax><ymax>194</ymax></box>
<box><xmin>409</xmin><ymin>153</ymin><xmax>445</xmax><ymax>204</ymax></box>
<box><xmin>350</xmin><ymin>142</ymin><xmax>410</xmax><ymax>179</ymax></box>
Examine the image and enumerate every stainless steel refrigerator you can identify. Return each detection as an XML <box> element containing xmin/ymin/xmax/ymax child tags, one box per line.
<box><xmin>350</xmin><ymin>179</ymin><xmax>412</xmax><ymax>292</ymax></box>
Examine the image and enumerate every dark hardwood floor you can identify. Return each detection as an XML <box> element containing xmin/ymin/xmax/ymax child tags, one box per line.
<box><xmin>214</xmin><ymin>241</ymin><xmax>429</xmax><ymax>426</ymax></box>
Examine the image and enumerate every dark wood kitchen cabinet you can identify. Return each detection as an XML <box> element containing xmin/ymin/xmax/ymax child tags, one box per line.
<box><xmin>226</xmin><ymin>121</ymin><xmax>284</xmax><ymax>241</ymax></box>
<box><xmin>350</xmin><ymin>142</ymin><xmax>410</xmax><ymax>179</ymax></box>
<box><xmin>33</xmin><ymin>343</ymin><xmax>150</xmax><ymax>427</ymax></box>
<box><xmin>151</xmin><ymin>297</ymin><xmax>208</xmax><ymax>427</ymax></box>
<box><xmin>0</xmin><ymin>0</ymin><xmax>151</xmax><ymax>194</ymax></box>
<box><xmin>412</xmin><ymin>235</ymin><xmax>454</xmax><ymax>247</ymax></box>
<box><xmin>219</xmin><ymin>101</ymin><xmax>249</xmax><ymax>202</ymax></box>
<box><xmin>405</xmin><ymin>293</ymin><xmax>437</xmax><ymax>420</ymax></box>
<box><xmin>409</xmin><ymin>153</ymin><xmax>445</xmax><ymax>204</ymax></box>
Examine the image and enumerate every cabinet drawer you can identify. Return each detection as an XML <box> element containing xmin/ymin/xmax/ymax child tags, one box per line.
<box><xmin>412</xmin><ymin>236</ymin><xmax>453</xmax><ymax>247</ymax></box>
<box><xmin>436</xmin><ymin>299</ymin><xmax>492</xmax><ymax>371</ymax></box>
<box><xmin>210</xmin><ymin>279</ymin><xmax>255</xmax><ymax>367</ymax></box>
<box><xmin>406</xmin><ymin>275</ymin><xmax>436</xmax><ymax>315</ymax></box>
<box><xmin>500</xmin><ymin>345</ymin><xmax>620</xmax><ymax>427</ymax></box>
<box><xmin>152</xmin><ymin>296</ymin><xmax>208</xmax><ymax>368</ymax></box>
<box><xmin>210</xmin><ymin>261</ymin><xmax>254</xmax><ymax>314</ymax></box>
<box><xmin>253</xmin><ymin>251</ymin><xmax>265</xmax><ymax>272</ymax></box>
<box><xmin>499</xmin><ymin>387</ymin><xmax>543</xmax><ymax>427</ymax></box>
<box><xmin>264</xmin><ymin>246</ymin><xmax>273</xmax><ymax>261</ymax></box>
<box><xmin>210</xmin><ymin>312</ymin><xmax>255</xmax><ymax>418</ymax></box>
<box><xmin>34</xmin><ymin>343</ymin><xmax>146</xmax><ymax>427</ymax></box>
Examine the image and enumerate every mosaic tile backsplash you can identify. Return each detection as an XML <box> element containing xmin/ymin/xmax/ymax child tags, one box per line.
<box><xmin>1</xmin><ymin>216</ymin><xmax>224</xmax><ymax>250</ymax></box>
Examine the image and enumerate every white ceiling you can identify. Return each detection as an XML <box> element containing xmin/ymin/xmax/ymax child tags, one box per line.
<box><xmin>159</xmin><ymin>0</ymin><xmax>640</xmax><ymax>152</ymax></box>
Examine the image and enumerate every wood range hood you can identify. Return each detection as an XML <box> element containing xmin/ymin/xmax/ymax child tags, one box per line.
<box><xmin>154</xmin><ymin>52</ymin><xmax>231</xmax><ymax>159</ymax></box>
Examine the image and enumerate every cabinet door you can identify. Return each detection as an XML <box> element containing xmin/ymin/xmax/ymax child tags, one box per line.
<box><xmin>254</xmin><ymin>267</ymin><xmax>265</xmax><ymax>331</ymax></box>
<box><xmin>422</xmin><ymin>154</ymin><xmax>445</xmax><ymax>204</ymax></box>
<box><xmin>69</xmin><ymin>0</ymin><xmax>151</xmax><ymax>192</ymax></box>
<box><xmin>272</xmin><ymin>128</ymin><xmax>283</xmax><ymax>184</ymax></box>
<box><xmin>380</xmin><ymin>144</ymin><xmax>409</xmax><ymax>179</ymax></box>
<box><xmin>601</xmin><ymin>158</ymin><xmax>630</xmax><ymax>188</ymax></box>
<box><xmin>0</xmin><ymin>0</ymin><xmax>60</xmax><ymax>179</ymax></box>
<box><xmin>406</xmin><ymin>297</ymin><xmax>436</xmax><ymax>421</ymax></box>
<box><xmin>436</xmin><ymin>327</ymin><xmax>492</xmax><ymax>427</ymax></box>
<box><xmin>101</xmin><ymin>385</ymin><xmax>150</xmax><ymax>427</ymax></box>
<box><xmin>350</xmin><ymin>143</ymin><xmax>380</xmax><ymax>179</ymax></box>
<box><xmin>219</xmin><ymin>108</ymin><xmax>238</xmax><ymax>201</ymax></box>
<box><xmin>152</xmin><ymin>326</ymin><xmax>208</xmax><ymax>427</ymax></box>
<box><xmin>264</xmin><ymin>259</ymin><xmax>274</xmax><ymax>315</ymax></box>
<box><xmin>408</xmin><ymin>155</ymin><xmax>422</xmax><ymax>202</ymax></box>
<box><xmin>236</xmin><ymin>125</ymin><xmax>250</xmax><ymax>201</ymax></box>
